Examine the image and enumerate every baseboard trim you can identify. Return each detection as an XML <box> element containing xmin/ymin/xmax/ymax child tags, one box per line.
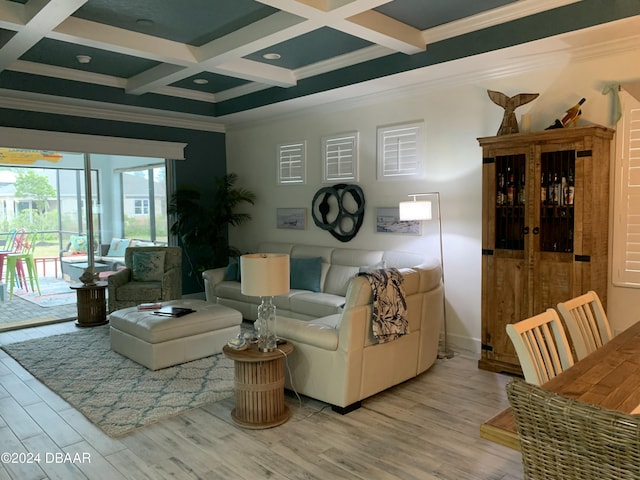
<box><xmin>331</xmin><ymin>401</ymin><xmax>362</xmax><ymax>415</ymax></box>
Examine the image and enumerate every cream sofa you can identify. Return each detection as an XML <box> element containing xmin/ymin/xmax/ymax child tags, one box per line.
<box><xmin>274</xmin><ymin>262</ymin><xmax>443</xmax><ymax>411</ymax></box>
<box><xmin>203</xmin><ymin>242</ymin><xmax>444</xmax><ymax>411</ymax></box>
<box><xmin>203</xmin><ymin>241</ymin><xmax>437</xmax><ymax>320</ymax></box>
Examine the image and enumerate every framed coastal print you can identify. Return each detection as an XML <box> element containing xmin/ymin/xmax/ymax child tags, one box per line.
<box><xmin>375</xmin><ymin>207</ymin><xmax>421</xmax><ymax>235</ymax></box>
<box><xmin>277</xmin><ymin>208</ymin><xmax>306</xmax><ymax>230</ymax></box>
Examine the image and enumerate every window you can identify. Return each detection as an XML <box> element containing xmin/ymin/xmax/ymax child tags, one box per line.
<box><xmin>134</xmin><ymin>199</ymin><xmax>149</xmax><ymax>215</ymax></box>
<box><xmin>119</xmin><ymin>164</ymin><xmax>167</xmax><ymax>243</ymax></box>
<box><xmin>277</xmin><ymin>141</ymin><xmax>306</xmax><ymax>184</ymax></box>
<box><xmin>377</xmin><ymin>121</ymin><xmax>424</xmax><ymax>179</ymax></box>
<box><xmin>322</xmin><ymin>132</ymin><xmax>358</xmax><ymax>182</ymax></box>
<box><xmin>613</xmin><ymin>90</ymin><xmax>640</xmax><ymax>286</ymax></box>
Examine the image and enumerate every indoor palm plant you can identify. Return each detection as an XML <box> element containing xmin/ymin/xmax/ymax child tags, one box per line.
<box><xmin>169</xmin><ymin>173</ymin><xmax>255</xmax><ymax>287</ymax></box>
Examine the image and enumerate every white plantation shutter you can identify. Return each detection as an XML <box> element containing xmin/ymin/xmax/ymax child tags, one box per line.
<box><xmin>613</xmin><ymin>92</ymin><xmax>640</xmax><ymax>286</ymax></box>
<box><xmin>322</xmin><ymin>132</ymin><xmax>358</xmax><ymax>182</ymax></box>
<box><xmin>377</xmin><ymin>122</ymin><xmax>424</xmax><ymax>179</ymax></box>
<box><xmin>277</xmin><ymin>141</ymin><xmax>306</xmax><ymax>184</ymax></box>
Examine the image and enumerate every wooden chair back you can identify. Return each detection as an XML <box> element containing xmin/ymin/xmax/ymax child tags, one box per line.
<box><xmin>507</xmin><ymin>378</ymin><xmax>640</xmax><ymax>480</ymax></box>
<box><xmin>506</xmin><ymin>308</ymin><xmax>574</xmax><ymax>385</ymax></box>
<box><xmin>557</xmin><ymin>290</ymin><xmax>612</xmax><ymax>361</ymax></box>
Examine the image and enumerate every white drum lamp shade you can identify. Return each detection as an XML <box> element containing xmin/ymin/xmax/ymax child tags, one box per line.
<box><xmin>240</xmin><ymin>253</ymin><xmax>290</xmax><ymax>296</ymax></box>
<box><xmin>399</xmin><ymin>200</ymin><xmax>432</xmax><ymax>221</ymax></box>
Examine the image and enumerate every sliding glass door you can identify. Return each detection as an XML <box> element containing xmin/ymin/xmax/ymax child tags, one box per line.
<box><xmin>0</xmin><ymin>148</ymin><xmax>168</xmax><ymax>281</ymax></box>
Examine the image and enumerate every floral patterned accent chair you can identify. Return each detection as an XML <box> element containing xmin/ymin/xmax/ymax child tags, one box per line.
<box><xmin>107</xmin><ymin>246</ymin><xmax>182</xmax><ymax>313</ymax></box>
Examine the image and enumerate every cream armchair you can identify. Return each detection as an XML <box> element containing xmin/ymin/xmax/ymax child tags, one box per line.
<box><xmin>107</xmin><ymin>246</ymin><xmax>182</xmax><ymax>313</ymax></box>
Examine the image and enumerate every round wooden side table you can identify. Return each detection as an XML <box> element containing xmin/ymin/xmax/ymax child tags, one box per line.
<box><xmin>70</xmin><ymin>281</ymin><xmax>108</xmax><ymax>327</ymax></box>
<box><xmin>223</xmin><ymin>342</ymin><xmax>293</xmax><ymax>429</ymax></box>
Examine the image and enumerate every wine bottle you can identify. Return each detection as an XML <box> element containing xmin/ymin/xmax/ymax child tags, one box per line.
<box><xmin>506</xmin><ymin>170</ymin><xmax>515</xmax><ymax>205</ymax></box>
<box><xmin>497</xmin><ymin>172</ymin><xmax>505</xmax><ymax>205</ymax></box>
<box><xmin>541</xmin><ymin>173</ymin><xmax>547</xmax><ymax>204</ymax></box>
<box><xmin>552</xmin><ymin>172</ymin><xmax>560</xmax><ymax>205</ymax></box>
<box><xmin>518</xmin><ymin>173</ymin><xmax>526</xmax><ymax>205</ymax></box>
<box><xmin>566</xmin><ymin>169</ymin><xmax>575</xmax><ymax>205</ymax></box>
<box><xmin>561</xmin><ymin>98</ymin><xmax>586</xmax><ymax>126</ymax></box>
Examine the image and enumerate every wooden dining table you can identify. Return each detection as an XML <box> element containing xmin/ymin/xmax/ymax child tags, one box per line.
<box><xmin>480</xmin><ymin>320</ymin><xmax>640</xmax><ymax>451</ymax></box>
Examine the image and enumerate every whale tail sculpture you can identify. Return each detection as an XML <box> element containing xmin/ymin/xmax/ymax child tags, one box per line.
<box><xmin>488</xmin><ymin>90</ymin><xmax>539</xmax><ymax>135</ymax></box>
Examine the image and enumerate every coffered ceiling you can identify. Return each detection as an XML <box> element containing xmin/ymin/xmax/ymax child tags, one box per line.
<box><xmin>0</xmin><ymin>0</ymin><xmax>638</xmax><ymax>130</ymax></box>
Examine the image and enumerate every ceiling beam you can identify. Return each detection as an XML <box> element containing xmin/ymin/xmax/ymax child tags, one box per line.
<box><xmin>344</xmin><ymin>10</ymin><xmax>425</xmax><ymax>54</ymax></box>
<box><xmin>0</xmin><ymin>0</ymin><xmax>87</xmax><ymax>71</ymax></box>
<box><xmin>196</xmin><ymin>11</ymin><xmax>311</xmax><ymax>64</ymax></box>
<box><xmin>256</xmin><ymin>0</ymin><xmax>425</xmax><ymax>53</ymax></box>
<box><xmin>52</xmin><ymin>17</ymin><xmax>198</xmax><ymax>65</ymax></box>
<box><xmin>211</xmin><ymin>58</ymin><xmax>297</xmax><ymax>87</ymax></box>
<box><xmin>126</xmin><ymin>12</ymin><xmax>305</xmax><ymax>95</ymax></box>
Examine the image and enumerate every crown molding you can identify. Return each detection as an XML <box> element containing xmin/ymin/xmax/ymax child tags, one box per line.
<box><xmin>0</xmin><ymin>89</ymin><xmax>225</xmax><ymax>133</ymax></box>
<box><xmin>9</xmin><ymin>60</ymin><xmax>217</xmax><ymax>103</ymax></box>
<box><xmin>222</xmin><ymin>17</ymin><xmax>640</xmax><ymax>129</ymax></box>
<box><xmin>422</xmin><ymin>0</ymin><xmax>583</xmax><ymax>44</ymax></box>
<box><xmin>0</xmin><ymin>0</ymin><xmax>586</xmax><ymax>111</ymax></box>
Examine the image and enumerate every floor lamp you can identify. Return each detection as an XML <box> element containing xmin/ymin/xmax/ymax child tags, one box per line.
<box><xmin>399</xmin><ymin>192</ymin><xmax>454</xmax><ymax>359</ymax></box>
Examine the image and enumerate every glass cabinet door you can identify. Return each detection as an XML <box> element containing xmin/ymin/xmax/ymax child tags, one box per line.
<box><xmin>495</xmin><ymin>153</ymin><xmax>526</xmax><ymax>250</ymax></box>
<box><xmin>539</xmin><ymin>150</ymin><xmax>575</xmax><ymax>252</ymax></box>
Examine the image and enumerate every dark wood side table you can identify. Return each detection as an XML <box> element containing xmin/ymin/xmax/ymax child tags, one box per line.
<box><xmin>223</xmin><ymin>342</ymin><xmax>293</xmax><ymax>429</ymax></box>
<box><xmin>70</xmin><ymin>281</ymin><xmax>108</xmax><ymax>327</ymax></box>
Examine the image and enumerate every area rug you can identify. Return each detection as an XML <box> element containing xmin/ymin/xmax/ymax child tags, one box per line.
<box><xmin>14</xmin><ymin>277</ymin><xmax>77</xmax><ymax>307</ymax></box>
<box><xmin>1</xmin><ymin>326</ymin><xmax>234</xmax><ymax>437</ymax></box>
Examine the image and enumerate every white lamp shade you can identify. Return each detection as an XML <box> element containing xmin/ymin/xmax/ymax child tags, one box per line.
<box><xmin>240</xmin><ymin>253</ymin><xmax>290</xmax><ymax>297</ymax></box>
<box><xmin>399</xmin><ymin>200</ymin><xmax>432</xmax><ymax>221</ymax></box>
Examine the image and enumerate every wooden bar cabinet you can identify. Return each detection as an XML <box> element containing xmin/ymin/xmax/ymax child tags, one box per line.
<box><xmin>477</xmin><ymin>125</ymin><xmax>614</xmax><ymax>375</ymax></box>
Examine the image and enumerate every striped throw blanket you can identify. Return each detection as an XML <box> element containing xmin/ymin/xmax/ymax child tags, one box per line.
<box><xmin>358</xmin><ymin>268</ymin><xmax>408</xmax><ymax>343</ymax></box>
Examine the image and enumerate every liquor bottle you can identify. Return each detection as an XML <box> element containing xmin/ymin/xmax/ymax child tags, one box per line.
<box><xmin>506</xmin><ymin>170</ymin><xmax>516</xmax><ymax>205</ymax></box>
<box><xmin>561</xmin><ymin>98</ymin><xmax>586</xmax><ymax>126</ymax></box>
<box><xmin>566</xmin><ymin>169</ymin><xmax>575</xmax><ymax>205</ymax></box>
<box><xmin>518</xmin><ymin>173</ymin><xmax>526</xmax><ymax>205</ymax></box>
<box><xmin>496</xmin><ymin>172</ymin><xmax>505</xmax><ymax>205</ymax></box>
<box><xmin>560</xmin><ymin>174</ymin><xmax>567</xmax><ymax>206</ymax></box>
<box><xmin>541</xmin><ymin>173</ymin><xmax>547</xmax><ymax>204</ymax></box>
<box><xmin>551</xmin><ymin>172</ymin><xmax>561</xmax><ymax>205</ymax></box>
<box><xmin>547</xmin><ymin>172</ymin><xmax>554</xmax><ymax>205</ymax></box>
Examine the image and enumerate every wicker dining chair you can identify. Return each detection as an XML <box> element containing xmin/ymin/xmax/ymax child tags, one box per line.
<box><xmin>506</xmin><ymin>378</ymin><xmax>640</xmax><ymax>480</ymax></box>
<box><xmin>506</xmin><ymin>308</ymin><xmax>574</xmax><ymax>385</ymax></box>
<box><xmin>557</xmin><ymin>290</ymin><xmax>613</xmax><ymax>361</ymax></box>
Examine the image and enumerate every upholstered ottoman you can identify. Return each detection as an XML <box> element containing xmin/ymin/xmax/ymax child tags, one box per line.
<box><xmin>109</xmin><ymin>299</ymin><xmax>242</xmax><ymax>370</ymax></box>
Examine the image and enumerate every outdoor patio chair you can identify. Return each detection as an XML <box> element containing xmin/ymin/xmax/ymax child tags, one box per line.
<box><xmin>6</xmin><ymin>231</ymin><xmax>41</xmax><ymax>299</ymax></box>
<box><xmin>0</xmin><ymin>228</ymin><xmax>23</xmax><ymax>283</ymax></box>
<box><xmin>0</xmin><ymin>228</ymin><xmax>17</xmax><ymax>252</ymax></box>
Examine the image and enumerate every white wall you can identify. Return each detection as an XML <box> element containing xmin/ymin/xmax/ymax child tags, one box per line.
<box><xmin>225</xmin><ymin>41</ymin><xmax>640</xmax><ymax>354</ymax></box>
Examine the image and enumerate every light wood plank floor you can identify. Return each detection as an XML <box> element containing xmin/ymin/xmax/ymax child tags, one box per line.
<box><xmin>0</xmin><ymin>322</ymin><xmax>523</xmax><ymax>480</ymax></box>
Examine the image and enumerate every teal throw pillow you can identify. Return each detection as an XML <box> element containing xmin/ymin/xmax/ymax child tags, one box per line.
<box><xmin>223</xmin><ymin>262</ymin><xmax>241</xmax><ymax>281</ymax></box>
<box><xmin>69</xmin><ymin>235</ymin><xmax>87</xmax><ymax>254</ymax></box>
<box><xmin>290</xmin><ymin>257</ymin><xmax>322</xmax><ymax>292</ymax></box>
<box><xmin>132</xmin><ymin>251</ymin><xmax>166</xmax><ymax>282</ymax></box>
<box><xmin>106</xmin><ymin>238</ymin><xmax>131</xmax><ymax>257</ymax></box>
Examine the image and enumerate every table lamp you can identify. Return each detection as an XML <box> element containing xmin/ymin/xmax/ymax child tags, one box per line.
<box><xmin>240</xmin><ymin>253</ymin><xmax>290</xmax><ymax>352</ymax></box>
